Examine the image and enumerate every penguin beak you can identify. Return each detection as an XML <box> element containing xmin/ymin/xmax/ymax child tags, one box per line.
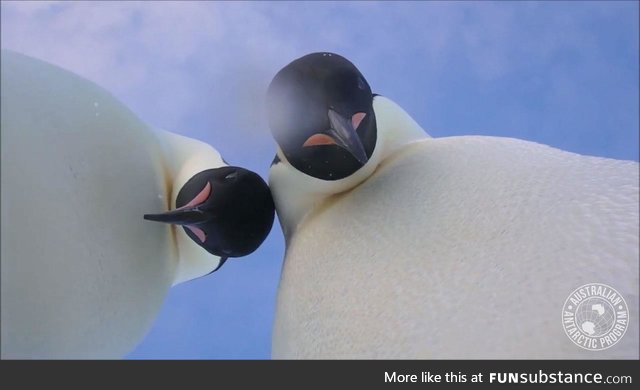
<box><xmin>327</xmin><ymin>109</ymin><xmax>369</xmax><ymax>165</ymax></box>
<box><xmin>144</xmin><ymin>207</ymin><xmax>210</xmax><ymax>225</ymax></box>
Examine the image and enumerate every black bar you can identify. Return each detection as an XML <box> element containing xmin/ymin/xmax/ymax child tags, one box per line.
<box><xmin>1</xmin><ymin>360</ymin><xmax>637</xmax><ymax>388</ymax></box>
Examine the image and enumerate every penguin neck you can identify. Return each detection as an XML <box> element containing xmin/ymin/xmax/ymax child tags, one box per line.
<box><xmin>269</xmin><ymin>148</ymin><xmax>377</xmax><ymax>241</ymax></box>
<box><xmin>269</xmin><ymin>95</ymin><xmax>429</xmax><ymax>241</ymax></box>
<box><xmin>153</xmin><ymin>129</ymin><xmax>226</xmax><ymax>285</ymax></box>
<box><xmin>372</xmin><ymin>95</ymin><xmax>429</xmax><ymax>154</ymax></box>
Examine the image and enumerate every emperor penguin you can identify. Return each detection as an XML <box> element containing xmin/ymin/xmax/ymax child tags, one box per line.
<box><xmin>1</xmin><ymin>50</ymin><xmax>275</xmax><ymax>358</ymax></box>
<box><xmin>266</xmin><ymin>52</ymin><xmax>639</xmax><ymax>359</ymax></box>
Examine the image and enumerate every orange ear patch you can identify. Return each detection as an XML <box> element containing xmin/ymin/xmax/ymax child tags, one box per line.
<box><xmin>352</xmin><ymin>112</ymin><xmax>366</xmax><ymax>129</ymax></box>
<box><xmin>186</xmin><ymin>225</ymin><xmax>207</xmax><ymax>243</ymax></box>
<box><xmin>302</xmin><ymin>133</ymin><xmax>337</xmax><ymax>147</ymax></box>
<box><xmin>178</xmin><ymin>182</ymin><xmax>212</xmax><ymax>210</ymax></box>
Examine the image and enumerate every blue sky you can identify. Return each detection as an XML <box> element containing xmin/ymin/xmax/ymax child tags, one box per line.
<box><xmin>1</xmin><ymin>1</ymin><xmax>638</xmax><ymax>359</ymax></box>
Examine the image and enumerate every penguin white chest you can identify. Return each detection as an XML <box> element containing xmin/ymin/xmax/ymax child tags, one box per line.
<box><xmin>1</xmin><ymin>51</ymin><xmax>176</xmax><ymax>358</ymax></box>
<box><xmin>273</xmin><ymin>137</ymin><xmax>639</xmax><ymax>359</ymax></box>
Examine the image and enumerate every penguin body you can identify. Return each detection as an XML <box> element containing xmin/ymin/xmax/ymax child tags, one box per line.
<box><xmin>266</xmin><ymin>53</ymin><xmax>639</xmax><ymax>359</ymax></box>
<box><xmin>273</xmin><ymin>134</ymin><xmax>639</xmax><ymax>358</ymax></box>
<box><xmin>1</xmin><ymin>51</ymin><xmax>274</xmax><ymax>358</ymax></box>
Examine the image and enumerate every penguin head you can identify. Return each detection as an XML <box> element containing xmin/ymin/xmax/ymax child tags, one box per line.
<box><xmin>266</xmin><ymin>52</ymin><xmax>427</xmax><ymax>238</ymax></box>
<box><xmin>144</xmin><ymin>166</ymin><xmax>275</xmax><ymax>259</ymax></box>
<box><xmin>267</xmin><ymin>52</ymin><xmax>377</xmax><ymax>181</ymax></box>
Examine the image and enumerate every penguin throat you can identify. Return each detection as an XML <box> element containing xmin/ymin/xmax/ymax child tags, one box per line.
<box><xmin>270</xmin><ymin>145</ymin><xmax>382</xmax><ymax>240</ymax></box>
<box><xmin>177</xmin><ymin>182</ymin><xmax>211</xmax><ymax>210</ymax></box>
